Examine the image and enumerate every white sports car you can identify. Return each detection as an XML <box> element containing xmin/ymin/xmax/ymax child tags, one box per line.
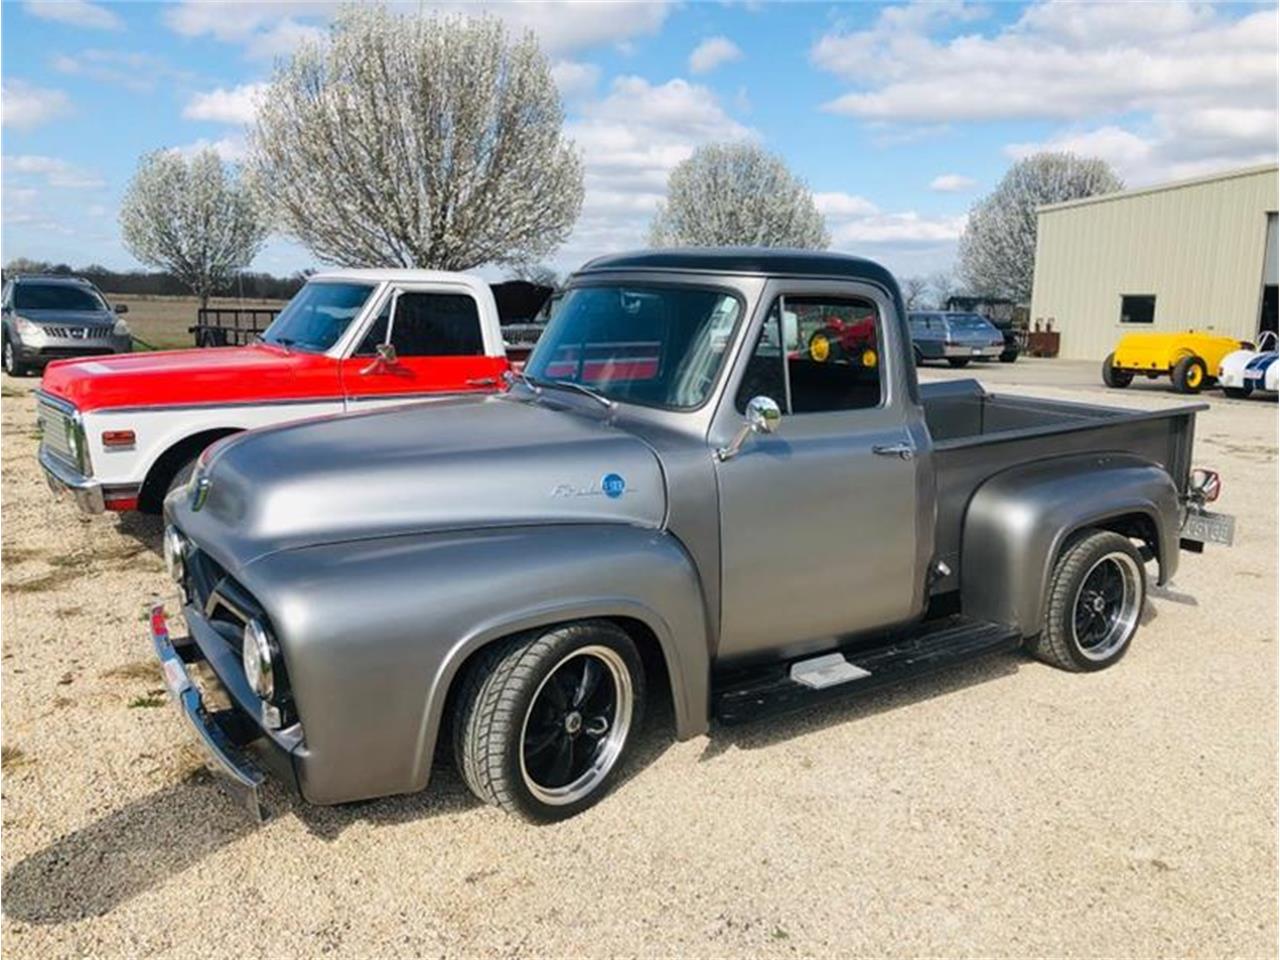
<box><xmin>1218</xmin><ymin>331</ymin><xmax>1278</xmax><ymax>399</ymax></box>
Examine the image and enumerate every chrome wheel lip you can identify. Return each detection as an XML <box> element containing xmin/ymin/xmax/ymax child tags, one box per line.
<box><xmin>1071</xmin><ymin>550</ymin><xmax>1143</xmax><ymax>661</ymax></box>
<box><xmin>518</xmin><ymin>644</ymin><xmax>633</xmax><ymax>807</ymax></box>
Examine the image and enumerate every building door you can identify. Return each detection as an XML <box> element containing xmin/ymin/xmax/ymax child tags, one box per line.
<box><xmin>1261</xmin><ymin>213</ymin><xmax>1278</xmax><ymax>336</ymax></box>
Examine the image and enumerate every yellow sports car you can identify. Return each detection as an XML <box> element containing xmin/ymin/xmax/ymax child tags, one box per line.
<box><xmin>1102</xmin><ymin>331</ymin><xmax>1251</xmax><ymax>394</ymax></box>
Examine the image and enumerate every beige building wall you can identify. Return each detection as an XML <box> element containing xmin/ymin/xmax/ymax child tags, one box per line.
<box><xmin>1029</xmin><ymin>164</ymin><xmax>1278</xmax><ymax>360</ymax></box>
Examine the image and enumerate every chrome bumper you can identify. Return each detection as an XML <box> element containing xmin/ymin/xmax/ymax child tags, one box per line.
<box><xmin>149</xmin><ymin>603</ymin><xmax>266</xmax><ymax>821</ymax></box>
<box><xmin>943</xmin><ymin>344</ymin><xmax>1002</xmax><ymax>358</ymax></box>
<box><xmin>39</xmin><ymin>446</ymin><xmax>104</xmax><ymax>513</ymax></box>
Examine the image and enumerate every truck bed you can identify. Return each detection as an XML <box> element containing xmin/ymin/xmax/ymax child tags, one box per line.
<box><xmin>921</xmin><ymin>379</ymin><xmax>1203</xmax><ymax>586</ymax></box>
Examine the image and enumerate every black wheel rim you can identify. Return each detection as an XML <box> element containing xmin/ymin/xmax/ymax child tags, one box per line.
<box><xmin>519</xmin><ymin>646</ymin><xmax>632</xmax><ymax>804</ymax></box>
<box><xmin>1071</xmin><ymin>552</ymin><xmax>1142</xmax><ymax>660</ymax></box>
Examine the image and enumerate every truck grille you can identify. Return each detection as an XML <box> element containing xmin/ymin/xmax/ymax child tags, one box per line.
<box><xmin>36</xmin><ymin>394</ymin><xmax>81</xmax><ymax>469</ymax></box>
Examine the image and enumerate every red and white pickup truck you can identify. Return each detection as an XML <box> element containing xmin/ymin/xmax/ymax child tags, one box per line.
<box><xmin>36</xmin><ymin>269</ymin><xmax>510</xmax><ymax>513</ymax></box>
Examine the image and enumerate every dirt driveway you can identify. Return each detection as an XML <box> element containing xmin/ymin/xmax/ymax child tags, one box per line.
<box><xmin>2</xmin><ymin>362</ymin><xmax>1276</xmax><ymax>957</ymax></box>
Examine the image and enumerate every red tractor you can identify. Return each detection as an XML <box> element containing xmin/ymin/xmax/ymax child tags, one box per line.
<box><xmin>806</xmin><ymin>314</ymin><xmax>878</xmax><ymax>368</ymax></box>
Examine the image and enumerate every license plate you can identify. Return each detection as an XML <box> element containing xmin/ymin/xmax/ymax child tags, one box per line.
<box><xmin>971</xmin><ymin>347</ymin><xmax>983</xmax><ymax>355</ymax></box>
<box><xmin>1183</xmin><ymin>509</ymin><xmax>1235</xmax><ymax>546</ymax></box>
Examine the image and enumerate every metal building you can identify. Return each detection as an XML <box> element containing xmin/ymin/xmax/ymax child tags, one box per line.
<box><xmin>1030</xmin><ymin>163</ymin><xmax>1278</xmax><ymax>360</ymax></box>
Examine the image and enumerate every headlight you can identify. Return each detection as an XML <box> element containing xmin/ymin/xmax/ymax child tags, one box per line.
<box><xmin>163</xmin><ymin>525</ymin><xmax>187</xmax><ymax>583</ymax></box>
<box><xmin>15</xmin><ymin>317</ymin><xmax>43</xmax><ymax>341</ymax></box>
<box><xmin>112</xmin><ymin>318</ymin><xmax>130</xmax><ymax>337</ymax></box>
<box><xmin>242</xmin><ymin>619</ymin><xmax>275</xmax><ymax>700</ymax></box>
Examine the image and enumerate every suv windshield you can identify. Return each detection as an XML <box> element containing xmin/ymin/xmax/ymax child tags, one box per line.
<box><xmin>523</xmin><ymin>284</ymin><xmax>742</xmax><ymax>410</ymax></box>
<box><xmin>261</xmin><ymin>281</ymin><xmax>376</xmax><ymax>352</ymax></box>
<box><xmin>14</xmin><ymin>283</ymin><xmax>106</xmax><ymax>312</ymax></box>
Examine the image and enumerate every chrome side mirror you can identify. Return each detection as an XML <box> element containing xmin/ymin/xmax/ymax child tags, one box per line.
<box><xmin>375</xmin><ymin>342</ymin><xmax>397</xmax><ymax>365</ymax></box>
<box><xmin>717</xmin><ymin>395</ymin><xmax>781</xmax><ymax>461</ymax></box>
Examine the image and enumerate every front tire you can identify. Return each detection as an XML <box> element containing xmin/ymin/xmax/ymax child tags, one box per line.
<box><xmin>453</xmin><ymin>620</ymin><xmax>645</xmax><ymax>822</ymax></box>
<box><xmin>947</xmin><ymin>357</ymin><xmax>970</xmax><ymax>368</ymax></box>
<box><xmin>3</xmin><ymin>338</ymin><xmax>28</xmax><ymax>377</ymax></box>
<box><xmin>1171</xmin><ymin>355</ymin><xmax>1208</xmax><ymax>393</ymax></box>
<box><xmin>1027</xmin><ymin>529</ymin><xmax>1146</xmax><ymax>672</ymax></box>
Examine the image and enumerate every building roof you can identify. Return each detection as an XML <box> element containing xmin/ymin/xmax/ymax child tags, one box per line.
<box><xmin>576</xmin><ymin>247</ymin><xmax>899</xmax><ymax>290</ymax></box>
<box><xmin>1038</xmin><ymin>162</ymin><xmax>1279</xmax><ymax>214</ymax></box>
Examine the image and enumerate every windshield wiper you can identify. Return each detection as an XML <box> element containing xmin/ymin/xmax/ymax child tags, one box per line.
<box><xmin>529</xmin><ymin>376</ymin><xmax>615</xmax><ymax>411</ymax></box>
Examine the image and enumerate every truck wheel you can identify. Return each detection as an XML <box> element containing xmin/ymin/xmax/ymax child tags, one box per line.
<box><xmin>947</xmin><ymin>358</ymin><xmax>970</xmax><ymax>368</ymax></box>
<box><xmin>1224</xmin><ymin>385</ymin><xmax>1254</xmax><ymax>399</ymax></box>
<box><xmin>3</xmin><ymin>337</ymin><xmax>27</xmax><ymax>377</ymax></box>
<box><xmin>1027</xmin><ymin>529</ymin><xmax>1145</xmax><ymax>672</ymax></box>
<box><xmin>166</xmin><ymin>456</ymin><xmax>198</xmax><ymax>498</ymax></box>
<box><xmin>1101</xmin><ymin>352</ymin><xmax>1132</xmax><ymax>388</ymax></box>
<box><xmin>453</xmin><ymin>620</ymin><xmax>645</xmax><ymax>822</ymax></box>
<box><xmin>1171</xmin><ymin>355</ymin><xmax>1207</xmax><ymax>393</ymax></box>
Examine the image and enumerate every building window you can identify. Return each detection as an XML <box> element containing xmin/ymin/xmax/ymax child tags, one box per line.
<box><xmin>1120</xmin><ymin>295</ymin><xmax>1156</xmax><ymax>324</ymax></box>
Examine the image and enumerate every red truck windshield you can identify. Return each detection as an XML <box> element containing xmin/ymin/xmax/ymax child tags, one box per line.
<box><xmin>261</xmin><ymin>281</ymin><xmax>375</xmax><ymax>353</ymax></box>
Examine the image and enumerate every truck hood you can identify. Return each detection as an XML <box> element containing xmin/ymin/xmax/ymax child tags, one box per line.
<box><xmin>40</xmin><ymin>344</ymin><xmax>308</xmax><ymax>411</ymax></box>
<box><xmin>170</xmin><ymin>394</ymin><xmax>668</xmax><ymax>566</ymax></box>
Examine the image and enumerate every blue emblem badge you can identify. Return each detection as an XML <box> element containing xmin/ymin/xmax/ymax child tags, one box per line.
<box><xmin>602</xmin><ymin>473</ymin><xmax>626</xmax><ymax>499</ymax></box>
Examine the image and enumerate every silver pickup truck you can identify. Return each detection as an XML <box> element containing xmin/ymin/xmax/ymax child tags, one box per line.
<box><xmin>151</xmin><ymin>249</ymin><xmax>1233</xmax><ymax>823</ymax></box>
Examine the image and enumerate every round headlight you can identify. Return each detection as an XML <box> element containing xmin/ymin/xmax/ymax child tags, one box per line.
<box><xmin>163</xmin><ymin>525</ymin><xmax>186</xmax><ymax>583</ymax></box>
<box><xmin>242</xmin><ymin>619</ymin><xmax>274</xmax><ymax>701</ymax></box>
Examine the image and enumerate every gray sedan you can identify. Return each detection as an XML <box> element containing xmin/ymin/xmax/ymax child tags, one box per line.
<box><xmin>908</xmin><ymin>311</ymin><xmax>1004</xmax><ymax>368</ymax></box>
<box><xmin>2</xmin><ymin>275</ymin><xmax>132</xmax><ymax>376</ymax></box>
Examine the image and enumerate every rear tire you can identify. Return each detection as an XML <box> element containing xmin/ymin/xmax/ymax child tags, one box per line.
<box><xmin>1224</xmin><ymin>385</ymin><xmax>1254</xmax><ymax>399</ymax></box>
<box><xmin>453</xmin><ymin>620</ymin><xmax>645</xmax><ymax>822</ymax></box>
<box><xmin>947</xmin><ymin>358</ymin><xmax>970</xmax><ymax>368</ymax></box>
<box><xmin>1101</xmin><ymin>352</ymin><xmax>1132</xmax><ymax>388</ymax></box>
<box><xmin>1027</xmin><ymin>529</ymin><xmax>1145</xmax><ymax>673</ymax></box>
<box><xmin>1171</xmin><ymin>355</ymin><xmax>1207</xmax><ymax>393</ymax></box>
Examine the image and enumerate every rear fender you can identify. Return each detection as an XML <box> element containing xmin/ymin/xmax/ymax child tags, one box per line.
<box><xmin>960</xmin><ymin>454</ymin><xmax>1179</xmax><ymax>636</ymax></box>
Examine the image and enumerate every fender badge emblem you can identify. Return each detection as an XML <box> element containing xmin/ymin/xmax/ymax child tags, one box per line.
<box><xmin>191</xmin><ymin>476</ymin><xmax>211</xmax><ymax>511</ymax></box>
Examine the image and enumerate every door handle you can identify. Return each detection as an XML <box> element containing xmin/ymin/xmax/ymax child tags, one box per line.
<box><xmin>466</xmin><ymin>377</ymin><xmax>498</xmax><ymax>387</ymax></box>
<box><xmin>872</xmin><ymin>442</ymin><xmax>915</xmax><ymax>460</ymax></box>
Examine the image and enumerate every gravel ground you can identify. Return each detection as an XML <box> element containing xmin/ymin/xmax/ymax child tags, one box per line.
<box><xmin>1</xmin><ymin>360</ymin><xmax>1276</xmax><ymax>958</ymax></box>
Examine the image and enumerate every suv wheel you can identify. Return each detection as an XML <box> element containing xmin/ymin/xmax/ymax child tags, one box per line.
<box><xmin>3</xmin><ymin>337</ymin><xmax>27</xmax><ymax>377</ymax></box>
<box><xmin>1027</xmin><ymin>529</ymin><xmax>1146</xmax><ymax>672</ymax></box>
<box><xmin>453</xmin><ymin>620</ymin><xmax>645</xmax><ymax>822</ymax></box>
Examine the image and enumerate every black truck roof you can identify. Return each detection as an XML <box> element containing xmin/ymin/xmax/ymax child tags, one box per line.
<box><xmin>577</xmin><ymin>248</ymin><xmax>901</xmax><ymax>294</ymax></box>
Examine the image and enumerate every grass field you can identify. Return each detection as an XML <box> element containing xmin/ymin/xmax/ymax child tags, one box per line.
<box><xmin>107</xmin><ymin>294</ymin><xmax>288</xmax><ymax>351</ymax></box>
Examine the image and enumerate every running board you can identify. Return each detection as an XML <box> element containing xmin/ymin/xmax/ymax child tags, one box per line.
<box><xmin>714</xmin><ymin>616</ymin><xmax>1023</xmax><ymax>726</ymax></box>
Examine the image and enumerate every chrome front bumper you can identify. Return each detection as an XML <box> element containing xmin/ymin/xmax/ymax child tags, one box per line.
<box><xmin>39</xmin><ymin>446</ymin><xmax>105</xmax><ymax>513</ymax></box>
<box><xmin>149</xmin><ymin>603</ymin><xmax>266</xmax><ymax>821</ymax></box>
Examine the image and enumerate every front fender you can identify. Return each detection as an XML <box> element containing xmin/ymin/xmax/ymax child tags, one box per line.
<box><xmin>960</xmin><ymin>454</ymin><xmax>1180</xmax><ymax>637</ymax></box>
<box><xmin>239</xmin><ymin>524</ymin><xmax>711</xmax><ymax>805</ymax></box>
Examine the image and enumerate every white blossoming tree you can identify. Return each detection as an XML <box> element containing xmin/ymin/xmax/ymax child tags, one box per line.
<box><xmin>250</xmin><ymin>5</ymin><xmax>583</xmax><ymax>270</ymax></box>
<box><xmin>649</xmin><ymin>142</ymin><xmax>830</xmax><ymax>249</ymax></box>
<box><xmin>119</xmin><ymin>148</ymin><xmax>267</xmax><ymax>308</ymax></box>
<box><xmin>958</xmin><ymin>152</ymin><xmax>1123</xmax><ymax>302</ymax></box>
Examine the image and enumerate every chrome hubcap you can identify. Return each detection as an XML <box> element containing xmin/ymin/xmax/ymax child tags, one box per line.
<box><xmin>1072</xmin><ymin>551</ymin><xmax>1142</xmax><ymax>661</ymax></box>
<box><xmin>519</xmin><ymin>645</ymin><xmax>633</xmax><ymax>806</ymax></box>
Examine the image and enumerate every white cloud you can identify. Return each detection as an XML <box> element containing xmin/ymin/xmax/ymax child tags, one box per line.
<box><xmin>24</xmin><ymin>0</ymin><xmax>122</xmax><ymax>31</ymax></box>
<box><xmin>689</xmin><ymin>36</ymin><xmax>743</xmax><ymax>74</ymax></box>
<box><xmin>4</xmin><ymin>154</ymin><xmax>104</xmax><ymax>189</ymax></box>
<box><xmin>557</xmin><ymin>75</ymin><xmax>753</xmax><ymax>266</ymax></box>
<box><xmin>171</xmin><ymin>137</ymin><xmax>250</xmax><ymax>164</ymax></box>
<box><xmin>816</xmin><ymin>192</ymin><xmax>964</xmax><ymax>245</ymax></box>
<box><xmin>812</xmin><ymin>1</ymin><xmax>1278</xmax><ymax>182</ymax></box>
<box><xmin>551</xmin><ymin>60</ymin><xmax>600</xmax><ymax>100</ymax></box>
<box><xmin>1</xmin><ymin>80</ymin><xmax>72</xmax><ymax>129</ymax></box>
<box><xmin>163</xmin><ymin>1</ymin><xmax>671</xmax><ymax>59</ymax></box>
<box><xmin>929</xmin><ymin>173</ymin><xmax>975</xmax><ymax>192</ymax></box>
<box><xmin>183</xmin><ymin>84</ymin><xmax>268</xmax><ymax>125</ymax></box>
<box><xmin>50</xmin><ymin>49</ymin><xmax>192</xmax><ymax>93</ymax></box>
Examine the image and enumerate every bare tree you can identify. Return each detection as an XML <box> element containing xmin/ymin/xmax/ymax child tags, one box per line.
<box><xmin>508</xmin><ymin>263</ymin><xmax>560</xmax><ymax>288</ymax></box>
<box><xmin>900</xmin><ymin>275</ymin><xmax>929</xmax><ymax>309</ymax></box>
<box><xmin>119</xmin><ymin>149</ymin><xmax>267</xmax><ymax>308</ymax></box>
<box><xmin>649</xmin><ymin>142</ymin><xmax>830</xmax><ymax>249</ymax></box>
<box><xmin>250</xmin><ymin>5</ymin><xmax>583</xmax><ymax>270</ymax></box>
<box><xmin>957</xmin><ymin>152</ymin><xmax>1122</xmax><ymax>303</ymax></box>
<box><xmin>927</xmin><ymin>270</ymin><xmax>956</xmax><ymax>309</ymax></box>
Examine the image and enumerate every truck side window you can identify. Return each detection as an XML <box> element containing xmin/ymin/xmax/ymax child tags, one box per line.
<box><xmin>786</xmin><ymin>296</ymin><xmax>882</xmax><ymax>413</ymax></box>
<box><xmin>390</xmin><ymin>292</ymin><xmax>484</xmax><ymax>356</ymax></box>
<box><xmin>734</xmin><ymin>302</ymin><xmax>786</xmax><ymax>413</ymax></box>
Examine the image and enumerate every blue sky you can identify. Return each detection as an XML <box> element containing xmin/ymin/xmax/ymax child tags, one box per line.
<box><xmin>3</xmin><ymin>0</ymin><xmax>1276</xmax><ymax>280</ymax></box>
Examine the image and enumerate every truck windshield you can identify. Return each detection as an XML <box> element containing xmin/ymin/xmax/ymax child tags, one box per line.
<box><xmin>261</xmin><ymin>281</ymin><xmax>375</xmax><ymax>352</ymax></box>
<box><xmin>14</xmin><ymin>284</ymin><xmax>106</xmax><ymax>312</ymax></box>
<box><xmin>523</xmin><ymin>284</ymin><xmax>742</xmax><ymax>410</ymax></box>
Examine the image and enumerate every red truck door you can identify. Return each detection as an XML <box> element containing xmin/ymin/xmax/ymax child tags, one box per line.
<box><xmin>339</xmin><ymin>287</ymin><xmax>507</xmax><ymax>405</ymax></box>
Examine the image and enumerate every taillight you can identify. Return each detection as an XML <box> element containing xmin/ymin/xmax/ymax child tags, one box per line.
<box><xmin>102</xmin><ymin>429</ymin><xmax>135</xmax><ymax>448</ymax></box>
<box><xmin>1189</xmin><ymin>468</ymin><xmax>1221</xmax><ymax>503</ymax></box>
